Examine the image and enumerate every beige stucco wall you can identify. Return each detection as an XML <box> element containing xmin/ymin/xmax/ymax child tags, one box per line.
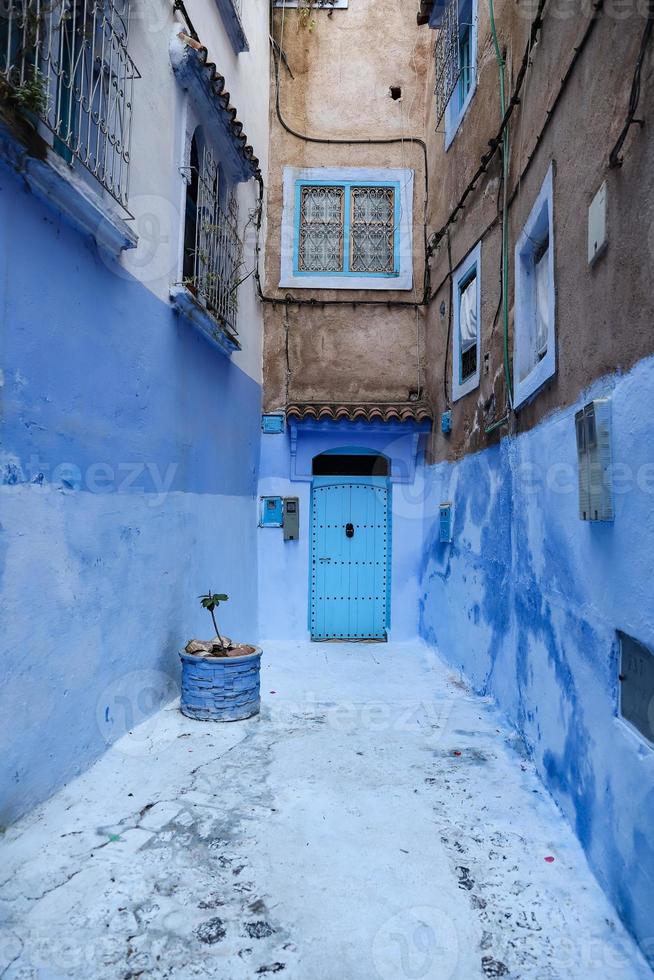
<box><xmin>263</xmin><ymin>0</ymin><xmax>432</xmax><ymax>411</ymax></box>
<box><xmin>263</xmin><ymin>1</ymin><xmax>654</xmax><ymax>437</ymax></box>
<box><xmin>422</xmin><ymin>1</ymin><xmax>654</xmax><ymax>461</ymax></box>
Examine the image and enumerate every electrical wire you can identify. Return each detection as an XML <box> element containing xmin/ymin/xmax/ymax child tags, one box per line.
<box><xmin>257</xmin><ymin>0</ymin><xmax>431</xmax><ymax>311</ymax></box>
<box><xmin>427</xmin><ymin>0</ymin><xmax>549</xmax><ymax>255</ymax></box>
<box><xmin>489</xmin><ymin>0</ymin><xmax>513</xmax><ymax>412</ymax></box>
<box><xmin>609</xmin><ymin>0</ymin><xmax>654</xmax><ymax>168</ymax></box>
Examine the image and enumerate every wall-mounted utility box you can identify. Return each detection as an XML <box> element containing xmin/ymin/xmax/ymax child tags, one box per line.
<box><xmin>260</xmin><ymin>496</ymin><xmax>283</xmax><ymax>527</ymax></box>
<box><xmin>441</xmin><ymin>411</ymin><xmax>452</xmax><ymax>435</ymax></box>
<box><xmin>439</xmin><ymin>502</ymin><xmax>453</xmax><ymax>543</ymax></box>
<box><xmin>261</xmin><ymin>414</ymin><xmax>285</xmax><ymax>434</ymax></box>
<box><xmin>283</xmin><ymin>497</ymin><xmax>299</xmax><ymax>541</ymax></box>
<box><xmin>619</xmin><ymin>632</ymin><xmax>654</xmax><ymax>746</ymax></box>
<box><xmin>588</xmin><ymin>181</ymin><xmax>608</xmax><ymax>266</ymax></box>
<box><xmin>575</xmin><ymin>397</ymin><xmax>614</xmax><ymax>522</ymax></box>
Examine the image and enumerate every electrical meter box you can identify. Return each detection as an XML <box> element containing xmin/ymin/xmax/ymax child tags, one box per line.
<box><xmin>283</xmin><ymin>497</ymin><xmax>299</xmax><ymax>541</ymax></box>
<box><xmin>261</xmin><ymin>414</ymin><xmax>285</xmax><ymax>434</ymax></box>
<box><xmin>619</xmin><ymin>632</ymin><xmax>654</xmax><ymax>746</ymax></box>
<box><xmin>575</xmin><ymin>397</ymin><xmax>614</xmax><ymax>522</ymax></box>
<box><xmin>439</xmin><ymin>502</ymin><xmax>453</xmax><ymax>543</ymax></box>
<box><xmin>260</xmin><ymin>496</ymin><xmax>283</xmax><ymax>527</ymax></box>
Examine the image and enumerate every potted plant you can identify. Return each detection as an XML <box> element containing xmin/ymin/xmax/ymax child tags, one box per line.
<box><xmin>179</xmin><ymin>592</ymin><xmax>262</xmax><ymax>722</ymax></box>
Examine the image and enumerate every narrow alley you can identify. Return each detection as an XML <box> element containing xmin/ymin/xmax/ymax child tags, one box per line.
<box><xmin>1</xmin><ymin>644</ymin><xmax>650</xmax><ymax>979</ymax></box>
<box><xmin>2</xmin><ymin>0</ymin><xmax>654</xmax><ymax>972</ymax></box>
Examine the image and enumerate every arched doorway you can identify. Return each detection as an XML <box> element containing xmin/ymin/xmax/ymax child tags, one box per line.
<box><xmin>310</xmin><ymin>449</ymin><xmax>391</xmax><ymax>641</ymax></box>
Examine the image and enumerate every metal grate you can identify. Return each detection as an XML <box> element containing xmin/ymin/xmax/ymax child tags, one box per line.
<box><xmin>193</xmin><ymin>144</ymin><xmax>242</xmax><ymax>335</ymax></box>
<box><xmin>350</xmin><ymin>185</ymin><xmax>394</xmax><ymax>274</ymax></box>
<box><xmin>298</xmin><ymin>184</ymin><xmax>343</xmax><ymax>272</ymax></box>
<box><xmin>434</xmin><ymin>0</ymin><xmax>461</xmax><ymax>128</ymax></box>
<box><xmin>0</xmin><ymin>0</ymin><xmax>139</xmax><ymax>208</ymax></box>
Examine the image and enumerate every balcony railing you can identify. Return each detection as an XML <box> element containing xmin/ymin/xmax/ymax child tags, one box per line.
<box><xmin>0</xmin><ymin>0</ymin><xmax>139</xmax><ymax>208</ymax></box>
<box><xmin>190</xmin><ymin>143</ymin><xmax>243</xmax><ymax>337</ymax></box>
<box><xmin>434</xmin><ymin>0</ymin><xmax>460</xmax><ymax>127</ymax></box>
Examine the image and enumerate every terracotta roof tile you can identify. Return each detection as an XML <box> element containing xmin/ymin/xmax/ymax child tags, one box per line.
<box><xmin>286</xmin><ymin>403</ymin><xmax>433</xmax><ymax>424</ymax></box>
<box><xmin>176</xmin><ymin>32</ymin><xmax>260</xmax><ymax>178</ymax></box>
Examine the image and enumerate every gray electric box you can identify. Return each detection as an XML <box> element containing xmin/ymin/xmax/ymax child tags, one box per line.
<box><xmin>619</xmin><ymin>632</ymin><xmax>654</xmax><ymax>746</ymax></box>
<box><xmin>575</xmin><ymin>397</ymin><xmax>614</xmax><ymax>522</ymax></box>
<box><xmin>283</xmin><ymin>497</ymin><xmax>299</xmax><ymax>541</ymax></box>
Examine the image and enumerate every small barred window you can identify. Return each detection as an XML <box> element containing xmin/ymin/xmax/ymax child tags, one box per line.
<box><xmin>298</xmin><ymin>186</ymin><xmax>344</xmax><ymax>272</ymax></box>
<box><xmin>350</xmin><ymin>186</ymin><xmax>395</xmax><ymax>274</ymax></box>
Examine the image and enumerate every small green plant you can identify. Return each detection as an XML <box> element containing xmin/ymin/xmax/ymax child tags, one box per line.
<box><xmin>199</xmin><ymin>591</ymin><xmax>229</xmax><ymax>652</ymax></box>
<box><xmin>297</xmin><ymin>0</ymin><xmax>335</xmax><ymax>31</ymax></box>
<box><xmin>12</xmin><ymin>69</ymin><xmax>49</xmax><ymax>117</ymax></box>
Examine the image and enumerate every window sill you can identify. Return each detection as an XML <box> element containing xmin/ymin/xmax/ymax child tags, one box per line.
<box><xmin>444</xmin><ymin>82</ymin><xmax>476</xmax><ymax>152</ymax></box>
<box><xmin>0</xmin><ymin>110</ymin><xmax>137</xmax><ymax>257</ymax></box>
<box><xmin>170</xmin><ymin>284</ymin><xmax>241</xmax><ymax>357</ymax></box>
<box><xmin>278</xmin><ymin>273</ymin><xmax>411</xmax><ymax>292</ymax></box>
<box><xmin>214</xmin><ymin>0</ymin><xmax>249</xmax><ymax>53</ymax></box>
<box><xmin>513</xmin><ymin>350</ymin><xmax>556</xmax><ymax>410</ymax></box>
<box><xmin>275</xmin><ymin>0</ymin><xmax>348</xmax><ymax>6</ymax></box>
<box><xmin>452</xmin><ymin>373</ymin><xmax>480</xmax><ymax>403</ymax></box>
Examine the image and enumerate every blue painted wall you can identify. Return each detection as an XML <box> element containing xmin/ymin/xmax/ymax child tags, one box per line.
<box><xmin>0</xmin><ymin>168</ymin><xmax>262</xmax><ymax>825</ymax></box>
<box><xmin>419</xmin><ymin>356</ymin><xmax>654</xmax><ymax>964</ymax></box>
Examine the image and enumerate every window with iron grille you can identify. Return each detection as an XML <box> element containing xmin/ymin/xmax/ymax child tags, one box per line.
<box><xmin>451</xmin><ymin>241</ymin><xmax>481</xmax><ymax>402</ymax></box>
<box><xmin>296</xmin><ymin>181</ymin><xmax>398</xmax><ymax>277</ymax></box>
<box><xmin>0</xmin><ymin>0</ymin><xmax>140</xmax><ymax>209</ymax></box>
<box><xmin>350</xmin><ymin>186</ymin><xmax>395</xmax><ymax>274</ymax></box>
<box><xmin>281</xmin><ymin>166</ymin><xmax>413</xmax><ymax>291</ymax></box>
<box><xmin>183</xmin><ymin>132</ymin><xmax>243</xmax><ymax>337</ymax></box>
<box><xmin>298</xmin><ymin>185</ymin><xmax>344</xmax><ymax>272</ymax></box>
<box><xmin>434</xmin><ymin>0</ymin><xmax>477</xmax><ymax>148</ymax></box>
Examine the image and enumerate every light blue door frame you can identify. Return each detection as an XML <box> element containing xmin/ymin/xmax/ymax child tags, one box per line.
<box><xmin>310</xmin><ymin>477</ymin><xmax>391</xmax><ymax>640</ymax></box>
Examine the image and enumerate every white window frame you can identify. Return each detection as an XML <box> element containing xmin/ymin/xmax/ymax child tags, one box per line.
<box><xmin>444</xmin><ymin>0</ymin><xmax>478</xmax><ymax>151</ymax></box>
<box><xmin>452</xmin><ymin>242</ymin><xmax>481</xmax><ymax>401</ymax></box>
<box><xmin>513</xmin><ymin>164</ymin><xmax>556</xmax><ymax>410</ymax></box>
<box><xmin>280</xmin><ymin>166</ymin><xmax>414</xmax><ymax>291</ymax></box>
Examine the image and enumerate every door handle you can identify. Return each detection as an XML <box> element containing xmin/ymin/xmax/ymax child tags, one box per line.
<box><xmin>345</xmin><ymin>523</ymin><xmax>354</xmax><ymax>538</ymax></box>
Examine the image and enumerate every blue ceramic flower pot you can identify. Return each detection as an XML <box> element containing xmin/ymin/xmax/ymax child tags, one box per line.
<box><xmin>179</xmin><ymin>647</ymin><xmax>262</xmax><ymax>722</ymax></box>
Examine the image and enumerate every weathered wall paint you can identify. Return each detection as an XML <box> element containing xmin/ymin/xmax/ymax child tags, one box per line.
<box><xmin>263</xmin><ymin>0</ymin><xmax>431</xmax><ymax>412</ymax></box>
<box><xmin>419</xmin><ymin>356</ymin><xmax>654</xmax><ymax>964</ymax></box>
<box><xmin>423</xmin><ymin>5</ymin><xmax>654</xmax><ymax>460</ymax></box>
<box><xmin>257</xmin><ymin>427</ymin><xmax>426</xmax><ymax>642</ymax></box>
<box><xmin>0</xmin><ymin>168</ymin><xmax>262</xmax><ymax>826</ymax></box>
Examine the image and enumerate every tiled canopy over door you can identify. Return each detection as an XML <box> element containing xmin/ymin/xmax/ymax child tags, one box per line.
<box><xmin>311</xmin><ymin>478</ymin><xmax>390</xmax><ymax>640</ymax></box>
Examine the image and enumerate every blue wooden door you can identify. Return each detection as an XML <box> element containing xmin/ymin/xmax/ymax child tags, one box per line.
<box><xmin>310</xmin><ymin>477</ymin><xmax>390</xmax><ymax>640</ymax></box>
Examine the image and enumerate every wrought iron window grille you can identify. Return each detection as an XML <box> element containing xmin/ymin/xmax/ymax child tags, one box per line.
<box><xmin>434</xmin><ymin>0</ymin><xmax>462</xmax><ymax>128</ymax></box>
<box><xmin>298</xmin><ymin>184</ymin><xmax>344</xmax><ymax>273</ymax></box>
<box><xmin>184</xmin><ymin>144</ymin><xmax>243</xmax><ymax>336</ymax></box>
<box><xmin>0</xmin><ymin>0</ymin><xmax>140</xmax><ymax>209</ymax></box>
<box><xmin>350</xmin><ymin>185</ymin><xmax>394</xmax><ymax>274</ymax></box>
<box><xmin>298</xmin><ymin>183</ymin><xmax>395</xmax><ymax>276</ymax></box>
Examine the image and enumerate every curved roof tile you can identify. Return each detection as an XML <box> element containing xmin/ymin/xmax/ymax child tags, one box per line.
<box><xmin>172</xmin><ymin>32</ymin><xmax>261</xmax><ymax>179</ymax></box>
<box><xmin>286</xmin><ymin>403</ymin><xmax>433</xmax><ymax>424</ymax></box>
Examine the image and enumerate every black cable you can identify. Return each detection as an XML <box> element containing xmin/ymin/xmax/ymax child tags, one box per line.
<box><xmin>609</xmin><ymin>1</ymin><xmax>654</xmax><ymax>168</ymax></box>
<box><xmin>427</xmin><ymin>0</ymin><xmax>605</xmax><ymax>304</ymax></box>
<box><xmin>173</xmin><ymin>0</ymin><xmax>199</xmax><ymax>41</ymax></box>
<box><xmin>428</xmin><ymin>0</ymin><xmax>550</xmax><ymax>254</ymax></box>
<box><xmin>256</xmin><ymin>12</ymin><xmax>431</xmax><ymax>310</ymax></box>
<box><xmin>443</xmin><ymin>229</ymin><xmax>453</xmax><ymax>410</ymax></box>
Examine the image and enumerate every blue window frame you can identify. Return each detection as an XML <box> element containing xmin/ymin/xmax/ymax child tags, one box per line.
<box><xmin>445</xmin><ymin>0</ymin><xmax>477</xmax><ymax>150</ymax></box>
<box><xmin>293</xmin><ymin>179</ymin><xmax>402</xmax><ymax>280</ymax></box>
<box><xmin>452</xmin><ymin>241</ymin><xmax>481</xmax><ymax>401</ymax></box>
<box><xmin>513</xmin><ymin>165</ymin><xmax>556</xmax><ymax>409</ymax></box>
